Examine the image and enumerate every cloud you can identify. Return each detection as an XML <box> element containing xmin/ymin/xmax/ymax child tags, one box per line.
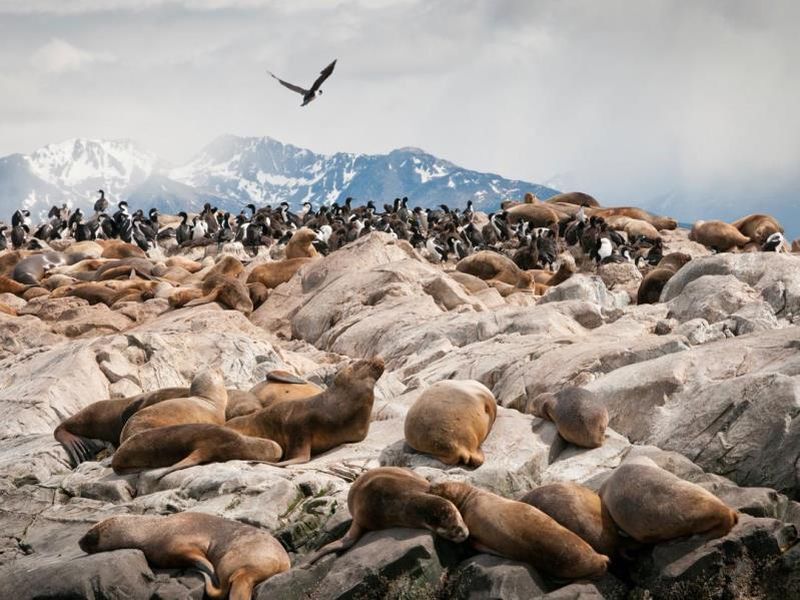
<box><xmin>30</xmin><ymin>39</ymin><xmax>115</xmax><ymax>73</ymax></box>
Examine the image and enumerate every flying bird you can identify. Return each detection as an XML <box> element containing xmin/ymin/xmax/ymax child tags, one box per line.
<box><xmin>268</xmin><ymin>59</ymin><xmax>337</xmax><ymax>106</ymax></box>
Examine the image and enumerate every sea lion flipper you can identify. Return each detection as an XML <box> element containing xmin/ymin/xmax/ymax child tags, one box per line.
<box><xmin>265</xmin><ymin>370</ymin><xmax>307</xmax><ymax>385</ymax></box>
<box><xmin>305</xmin><ymin>521</ymin><xmax>364</xmax><ymax>566</ymax></box>
<box><xmin>185</xmin><ymin>289</ymin><xmax>220</xmax><ymax>307</ymax></box>
<box><xmin>185</xmin><ymin>553</ymin><xmax>221</xmax><ymax>596</ymax></box>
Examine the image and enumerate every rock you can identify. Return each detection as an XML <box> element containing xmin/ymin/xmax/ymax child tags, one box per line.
<box><xmin>662</xmin><ymin>253</ymin><xmax>800</xmax><ymax>317</ymax></box>
<box><xmin>0</xmin><ymin>314</ymin><xmax>66</xmax><ymax>360</ymax></box>
<box><xmin>631</xmin><ymin>516</ymin><xmax>798</xmax><ymax>598</ymax></box>
<box><xmin>53</xmin><ymin>304</ymin><xmax>135</xmax><ymax>338</ymax></box>
<box><xmin>443</xmin><ymin>554</ymin><xmax>547</xmax><ymax>599</ymax></box>
<box><xmin>18</xmin><ymin>296</ymin><xmax>89</xmax><ymax>321</ymax></box>
<box><xmin>0</xmin><ymin>293</ymin><xmax>26</xmax><ymax>311</ymax></box>
<box><xmin>0</xmin><ymin>549</ymin><xmax>155</xmax><ymax>600</ymax></box>
<box><xmin>666</xmin><ymin>274</ymin><xmax>765</xmax><ymax>324</ymax></box>
<box><xmin>258</xmin><ymin>529</ymin><xmax>462</xmax><ymax>600</ymax></box>
<box><xmin>586</xmin><ymin>326</ymin><xmax>800</xmax><ymax>494</ymax></box>
<box><xmin>597</xmin><ymin>261</ymin><xmax>642</xmax><ymax>298</ymax></box>
<box><xmin>539</xmin><ymin>275</ymin><xmax>615</xmax><ymax>310</ymax></box>
<box><xmin>673</xmin><ymin>318</ymin><xmax>726</xmax><ymax>345</ymax></box>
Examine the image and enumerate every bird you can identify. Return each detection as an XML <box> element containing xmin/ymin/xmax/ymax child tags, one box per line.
<box><xmin>268</xmin><ymin>59</ymin><xmax>337</xmax><ymax>106</ymax></box>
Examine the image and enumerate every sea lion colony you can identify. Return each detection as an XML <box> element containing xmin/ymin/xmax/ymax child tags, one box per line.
<box><xmin>0</xmin><ymin>192</ymin><xmax>790</xmax><ymax>319</ymax></box>
<box><xmin>1</xmin><ymin>191</ymin><xmax>796</xmax><ymax>598</ymax></box>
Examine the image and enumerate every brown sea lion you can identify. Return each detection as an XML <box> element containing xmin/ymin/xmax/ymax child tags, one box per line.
<box><xmin>111</xmin><ymin>423</ymin><xmax>282</xmax><ymax>476</ymax></box>
<box><xmin>0</xmin><ymin>250</ymin><xmax>28</xmax><ymax>276</ymax></box>
<box><xmin>307</xmin><ymin>467</ymin><xmax>469</xmax><ymax>564</ymax></box>
<box><xmin>119</xmin><ymin>369</ymin><xmax>227</xmax><ymax>443</ymax></box>
<box><xmin>248</xmin><ymin>371</ymin><xmax>323</xmax><ymax>410</ymax></box>
<box><xmin>545</xmin><ymin>191</ymin><xmax>601</xmax><ymax>208</ymax></box>
<box><xmin>97</xmin><ymin>240</ymin><xmax>147</xmax><ymax>259</ymax></box>
<box><xmin>593</xmin><ymin>207</ymin><xmax>677</xmax><ymax>231</ymax></box>
<box><xmin>689</xmin><ymin>220</ymin><xmax>750</xmax><ymax>252</ymax></box>
<box><xmin>447</xmin><ymin>271</ymin><xmax>489</xmax><ymax>294</ymax></box>
<box><xmin>599</xmin><ymin>455</ymin><xmax>739</xmax><ymax>543</ymax></box>
<box><xmin>456</xmin><ymin>251</ymin><xmax>524</xmax><ymax>286</ymax></box>
<box><xmin>0</xmin><ymin>275</ymin><xmax>28</xmax><ymax>295</ymax></box>
<box><xmin>166</xmin><ymin>256</ymin><xmax>204</xmax><ymax>273</ymax></box>
<box><xmin>404</xmin><ymin>380</ymin><xmax>497</xmax><ymax>467</ymax></box>
<box><xmin>530</xmin><ymin>387</ymin><xmax>608</xmax><ymax>448</ymax></box>
<box><xmin>429</xmin><ymin>481</ymin><xmax>610</xmax><ymax>579</ymax></box>
<box><xmin>519</xmin><ymin>482</ymin><xmax>620</xmax><ymax>557</ymax></box>
<box><xmin>202</xmin><ymin>255</ymin><xmax>244</xmax><ymax>280</ymax></box>
<box><xmin>636</xmin><ymin>252</ymin><xmax>692</xmax><ymax>305</ymax></box>
<box><xmin>226</xmin><ymin>358</ymin><xmax>384</xmax><ymax>466</ymax></box>
<box><xmin>53</xmin><ymin>387</ymin><xmax>190</xmax><ymax>466</ymax></box>
<box><xmin>247</xmin><ymin>257</ymin><xmax>313</xmax><ymax>289</ymax></box>
<box><xmin>505</xmin><ymin>204</ymin><xmax>560</xmax><ymax>228</ymax></box>
<box><xmin>23</xmin><ymin>286</ymin><xmax>49</xmax><ymax>300</ymax></box>
<box><xmin>248</xmin><ymin>281</ymin><xmax>270</xmax><ymax>308</ymax></box>
<box><xmin>79</xmin><ymin>512</ymin><xmax>290</xmax><ymax>600</ymax></box>
<box><xmin>731</xmin><ymin>213</ymin><xmax>783</xmax><ymax>245</ymax></box>
<box><xmin>64</xmin><ymin>240</ymin><xmax>104</xmax><ymax>257</ymax></box>
<box><xmin>285</xmin><ymin>227</ymin><xmax>319</xmax><ymax>259</ymax></box>
<box><xmin>184</xmin><ymin>273</ymin><xmax>253</xmax><ymax>314</ymax></box>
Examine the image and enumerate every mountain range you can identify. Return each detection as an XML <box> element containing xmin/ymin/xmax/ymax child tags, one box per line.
<box><xmin>0</xmin><ymin>135</ymin><xmax>559</xmax><ymax>221</ymax></box>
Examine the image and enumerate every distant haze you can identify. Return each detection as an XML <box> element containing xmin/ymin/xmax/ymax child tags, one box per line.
<box><xmin>0</xmin><ymin>1</ymin><xmax>798</xmax><ymax>227</ymax></box>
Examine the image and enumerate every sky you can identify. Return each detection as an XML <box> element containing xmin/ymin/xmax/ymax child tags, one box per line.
<box><xmin>0</xmin><ymin>0</ymin><xmax>798</xmax><ymax>222</ymax></box>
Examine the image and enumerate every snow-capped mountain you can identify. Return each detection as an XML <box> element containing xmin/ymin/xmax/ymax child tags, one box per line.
<box><xmin>166</xmin><ymin>135</ymin><xmax>559</xmax><ymax>212</ymax></box>
<box><xmin>0</xmin><ymin>135</ymin><xmax>559</xmax><ymax>220</ymax></box>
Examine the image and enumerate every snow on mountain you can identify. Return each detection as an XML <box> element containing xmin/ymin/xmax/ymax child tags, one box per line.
<box><xmin>167</xmin><ymin>135</ymin><xmax>559</xmax><ymax>212</ymax></box>
<box><xmin>0</xmin><ymin>135</ymin><xmax>558</xmax><ymax>221</ymax></box>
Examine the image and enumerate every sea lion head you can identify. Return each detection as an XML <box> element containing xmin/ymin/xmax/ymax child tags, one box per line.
<box><xmin>425</xmin><ymin>496</ymin><xmax>470</xmax><ymax>543</ymax></box>
<box><xmin>292</xmin><ymin>228</ymin><xmax>317</xmax><ymax>246</ymax></box>
<box><xmin>190</xmin><ymin>368</ymin><xmax>226</xmax><ymax>401</ymax></box>
<box><xmin>78</xmin><ymin>516</ymin><xmax>137</xmax><ymax>553</ymax></box>
<box><xmin>530</xmin><ymin>392</ymin><xmax>556</xmax><ymax>419</ymax></box>
<box><xmin>335</xmin><ymin>357</ymin><xmax>385</xmax><ymax>388</ymax></box>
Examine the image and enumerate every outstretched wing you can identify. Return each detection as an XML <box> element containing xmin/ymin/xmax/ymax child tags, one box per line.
<box><xmin>309</xmin><ymin>59</ymin><xmax>337</xmax><ymax>94</ymax></box>
<box><xmin>268</xmin><ymin>72</ymin><xmax>308</xmax><ymax>96</ymax></box>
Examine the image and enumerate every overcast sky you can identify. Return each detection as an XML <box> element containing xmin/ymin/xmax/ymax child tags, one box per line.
<box><xmin>0</xmin><ymin>0</ymin><xmax>798</xmax><ymax>220</ymax></box>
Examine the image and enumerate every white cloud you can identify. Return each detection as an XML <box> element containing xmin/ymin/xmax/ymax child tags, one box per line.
<box><xmin>30</xmin><ymin>38</ymin><xmax>115</xmax><ymax>73</ymax></box>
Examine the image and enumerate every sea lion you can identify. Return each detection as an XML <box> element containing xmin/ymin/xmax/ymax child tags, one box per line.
<box><xmin>247</xmin><ymin>257</ymin><xmax>313</xmax><ymax>289</ymax></box>
<box><xmin>429</xmin><ymin>481</ymin><xmax>610</xmax><ymax>579</ymax></box>
<box><xmin>456</xmin><ymin>251</ymin><xmax>524</xmax><ymax>286</ymax></box>
<box><xmin>636</xmin><ymin>252</ymin><xmax>692</xmax><ymax>305</ymax></box>
<box><xmin>111</xmin><ymin>423</ymin><xmax>282</xmax><ymax>475</ymax></box>
<box><xmin>285</xmin><ymin>227</ymin><xmax>319</xmax><ymax>259</ymax></box>
<box><xmin>53</xmin><ymin>387</ymin><xmax>190</xmax><ymax>466</ymax></box>
<box><xmin>226</xmin><ymin>358</ymin><xmax>384</xmax><ymax>466</ymax></box>
<box><xmin>599</xmin><ymin>455</ymin><xmax>739</xmax><ymax>544</ymax></box>
<box><xmin>545</xmin><ymin>191</ymin><xmax>601</xmax><ymax>208</ymax></box>
<box><xmin>166</xmin><ymin>255</ymin><xmax>204</xmax><ymax>273</ymax></box>
<box><xmin>23</xmin><ymin>286</ymin><xmax>49</xmax><ymax>300</ymax></box>
<box><xmin>0</xmin><ymin>250</ymin><xmax>27</xmax><ymax>276</ymax></box>
<box><xmin>12</xmin><ymin>251</ymin><xmax>68</xmax><ymax>284</ymax></box>
<box><xmin>529</xmin><ymin>387</ymin><xmax>608</xmax><ymax>448</ymax></box>
<box><xmin>447</xmin><ymin>271</ymin><xmax>489</xmax><ymax>294</ymax></box>
<box><xmin>97</xmin><ymin>239</ymin><xmax>147</xmax><ymax>259</ymax></box>
<box><xmin>689</xmin><ymin>220</ymin><xmax>750</xmax><ymax>252</ymax></box>
<box><xmin>0</xmin><ymin>275</ymin><xmax>28</xmax><ymax>295</ymax></box>
<box><xmin>519</xmin><ymin>482</ymin><xmax>619</xmax><ymax>557</ymax></box>
<box><xmin>248</xmin><ymin>281</ymin><xmax>270</xmax><ymax>308</ymax></box>
<box><xmin>307</xmin><ymin>467</ymin><xmax>469</xmax><ymax>564</ymax></box>
<box><xmin>404</xmin><ymin>380</ymin><xmax>497</xmax><ymax>467</ymax></box>
<box><xmin>505</xmin><ymin>204</ymin><xmax>560</xmax><ymax>228</ymax></box>
<box><xmin>593</xmin><ymin>207</ymin><xmax>677</xmax><ymax>231</ymax></box>
<box><xmin>731</xmin><ymin>214</ymin><xmax>783</xmax><ymax>244</ymax></box>
<box><xmin>604</xmin><ymin>215</ymin><xmax>660</xmax><ymax>241</ymax></box>
<box><xmin>184</xmin><ymin>273</ymin><xmax>253</xmax><ymax>314</ymax></box>
<box><xmin>65</xmin><ymin>240</ymin><xmax>104</xmax><ymax>258</ymax></box>
<box><xmin>248</xmin><ymin>371</ymin><xmax>323</xmax><ymax>410</ymax></box>
<box><xmin>119</xmin><ymin>369</ymin><xmax>227</xmax><ymax>443</ymax></box>
<box><xmin>79</xmin><ymin>512</ymin><xmax>290</xmax><ymax>600</ymax></box>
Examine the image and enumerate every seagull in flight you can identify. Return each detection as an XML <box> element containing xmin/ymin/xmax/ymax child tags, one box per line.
<box><xmin>268</xmin><ymin>59</ymin><xmax>337</xmax><ymax>106</ymax></box>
